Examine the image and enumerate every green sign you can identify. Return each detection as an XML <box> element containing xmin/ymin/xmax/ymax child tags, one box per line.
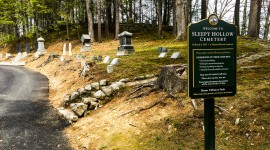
<box><xmin>188</xmin><ymin>14</ymin><xmax>237</xmax><ymax>98</ymax></box>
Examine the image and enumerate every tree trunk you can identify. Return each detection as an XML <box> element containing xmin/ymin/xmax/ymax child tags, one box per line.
<box><xmin>156</xmin><ymin>64</ymin><xmax>188</xmax><ymax>94</ymax></box>
<box><xmin>176</xmin><ymin>0</ymin><xmax>187</xmax><ymax>40</ymax></box>
<box><xmin>97</xmin><ymin>0</ymin><xmax>102</xmax><ymax>43</ymax></box>
<box><xmin>234</xmin><ymin>0</ymin><xmax>240</xmax><ymax>36</ymax></box>
<box><xmin>157</xmin><ymin>0</ymin><xmax>162</xmax><ymax>38</ymax></box>
<box><xmin>173</xmin><ymin>0</ymin><xmax>177</xmax><ymax>36</ymax></box>
<box><xmin>263</xmin><ymin>1</ymin><xmax>270</xmax><ymax>40</ymax></box>
<box><xmin>128</xmin><ymin>0</ymin><xmax>132</xmax><ymax>20</ymax></box>
<box><xmin>248</xmin><ymin>0</ymin><xmax>262</xmax><ymax>38</ymax></box>
<box><xmin>86</xmin><ymin>0</ymin><xmax>95</xmax><ymax>42</ymax></box>
<box><xmin>115</xmin><ymin>0</ymin><xmax>120</xmax><ymax>40</ymax></box>
<box><xmin>201</xmin><ymin>0</ymin><xmax>207</xmax><ymax>19</ymax></box>
<box><xmin>241</xmin><ymin>0</ymin><xmax>248</xmax><ymax>36</ymax></box>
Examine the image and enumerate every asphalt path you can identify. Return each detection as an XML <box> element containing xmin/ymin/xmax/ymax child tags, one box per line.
<box><xmin>0</xmin><ymin>66</ymin><xmax>71</xmax><ymax>150</ymax></box>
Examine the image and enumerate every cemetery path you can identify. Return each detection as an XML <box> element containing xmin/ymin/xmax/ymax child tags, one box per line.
<box><xmin>0</xmin><ymin>66</ymin><xmax>71</xmax><ymax>150</ymax></box>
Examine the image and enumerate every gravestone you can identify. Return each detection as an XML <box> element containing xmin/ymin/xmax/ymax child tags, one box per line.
<box><xmin>37</xmin><ymin>37</ymin><xmax>46</xmax><ymax>54</ymax></box>
<box><xmin>159</xmin><ymin>52</ymin><xmax>167</xmax><ymax>58</ymax></box>
<box><xmin>17</xmin><ymin>44</ymin><xmax>22</xmax><ymax>53</ymax></box>
<box><xmin>116</xmin><ymin>31</ymin><xmax>135</xmax><ymax>56</ymax></box>
<box><xmin>68</xmin><ymin>43</ymin><xmax>72</xmax><ymax>56</ymax></box>
<box><xmin>97</xmin><ymin>55</ymin><xmax>102</xmax><ymax>62</ymax></box>
<box><xmin>81</xmin><ymin>34</ymin><xmax>91</xmax><ymax>52</ymax></box>
<box><xmin>103</xmin><ymin>56</ymin><xmax>111</xmax><ymax>64</ymax></box>
<box><xmin>110</xmin><ymin>58</ymin><xmax>119</xmax><ymax>65</ymax></box>
<box><xmin>63</xmin><ymin>43</ymin><xmax>67</xmax><ymax>55</ymax></box>
<box><xmin>171</xmin><ymin>52</ymin><xmax>180</xmax><ymax>59</ymax></box>
<box><xmin>26</xmin><ymin>43</ymin><xmax>31</xmax><ymax>53</ymax></box>
<box><xmin>107</xmin><ymin>65</ymin><xmax>114</xmax><ymax>73</ymax></box>
<box><xmin>158</xmin><ymin>47</ymin><xmax>167</xmax><ymax>53</ymax></box>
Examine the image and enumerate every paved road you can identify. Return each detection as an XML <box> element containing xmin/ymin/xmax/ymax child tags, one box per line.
<box><xmin>0</xmin><ymin>66</ymin><xmax>71</xmax><ymax>150</ymax></box>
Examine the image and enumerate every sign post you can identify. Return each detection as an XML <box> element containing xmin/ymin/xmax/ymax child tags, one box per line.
<box><xmin>188</xmin><ymin>14</ymin><xmax>237</xmax><ymax>149</ymax></box>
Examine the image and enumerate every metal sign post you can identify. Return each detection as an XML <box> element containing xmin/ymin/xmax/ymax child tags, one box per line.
<box><xmin>188</xmin><ymin>14</ymin><xmax>237</xmax><ymax>150</ymax></box>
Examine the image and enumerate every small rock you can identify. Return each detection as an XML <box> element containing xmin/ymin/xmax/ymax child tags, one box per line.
<box><xmin>145</xmin><ymin>74</ymin><xmax>155</xmax><ymax>78</ymax></box>
<box><xmin>91</xmin><ymin>82</ymin><xmax>100</xmax><ymax>90</ymax></box>
<box><xmin>100</xmin><ymin>79</ymin><xmax>109</xmax><ymax>86</ymax></box>
<box><xmin>101</xmin><ymin>86</ymin><xmax>113</xmax><ymax>96</ymax></box>
<box><xmin>114</xmin><ymin>81</ymin><xmax>126</xmax><ymax>89</ymax></box>
<box><xmin>110</xmin><ymin>83</ymin><xmax>120</xmax><ymax>91</ymax></box>
<box><xmin>84</xmin><ymin>84</ymin><xmax>92</xmax><ymax>91</ymax></box>
<box><xmin>93</xmin><ymin>90</ymin><xmax>106</xmax><ymax>99</ymax></box>
<box><xmin>82</xmin><ymin>97</ymin><xmax>98</xmax><ymax>104</ymax></box>
<box><xmin>78</xmin><ymin>88</ymin><xmax>86</xmax><ymax>95</ymax></box>
<box><xmin>70</xmin><ymin>92</ymin><xmax>80</xmax><ymax>100</ymax></box>
<box><xmin>89</xmin><ymin>101</ymin><xmax>99</xmax><ymax>110</ymax></box>
<box><xmin>63</xmin><ymin>94</ymin><xmax>71</xmax><ymax>104</ymax></box>
<box><xmin>235</xmin><ymin>118</ymin><xmax>240</xmax><ymax>125</ymax></box>
<box><xmin>70</xmin><ymin>103</ymin><xmax>88</xmax><ymax>117</ymax></box>
<box><xmin>119</xmin><ymin>78</ymin><xmax>130</xmax><ymax>83</ymax></box>
<box><xmin>134</xmin><ymin>76</ymin><xmax>145</xmax><ymax>80</ymax></box>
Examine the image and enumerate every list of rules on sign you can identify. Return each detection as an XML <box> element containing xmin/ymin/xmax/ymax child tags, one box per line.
<box><xmin>188</xmin><ymin>14</ymin><xmax>237</xmax><ymax>99</ymax></box>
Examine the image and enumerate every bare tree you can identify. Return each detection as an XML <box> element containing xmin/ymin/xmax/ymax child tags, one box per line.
<box><xmin>248</xmin><ymin>0</ymin><xmax>262</xmax><ymax>38</ymax></box>
<box><xmin>201</xmin><ymin>0</ymin><xmax>207</xmax><ymax>19</ymax></box>
<box><xmin>176</xmin><ymin>0</ymin><xmax>187</xmax><ymax>40</ymax></box>
<box><xmin>157</xmin><ymin>0</ymin><xmax>163</xmax><ymax>38</ymax></box>
<box><xmin>263</xmin><ymin>1</ymin><xmax>270</xmax><ymax>40</ymax></box>
<box><xmin>241</xmin><ymin>0</ymin><xmax>248</xmax><ymax>36</ymax></box>
<box><xmin>86</xmin><ymin>0</ymin><xmax>95</xmax><ymax>42</ymax></box>
<box><xmin>97</xmin><ymin>0</ymin><xmax>102</xmax><ymax>43</ymax></box>
<box><xmin>115</xmin><ymin>0</ymin><xmax>120</xmax><ymax>40</ymax></box>
<box><xmin>234</xmin><ymin>0</ymin><xmax>240</xmax><ymax>35</ymax></box>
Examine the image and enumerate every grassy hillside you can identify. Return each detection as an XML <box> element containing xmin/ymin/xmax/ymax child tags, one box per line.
<box><xmin>1</xmin><ymin>27</ymin><xmax>269</xmax><ymax>149</ymax></box>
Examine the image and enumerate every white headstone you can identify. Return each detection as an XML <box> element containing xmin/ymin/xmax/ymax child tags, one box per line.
<box><xmin>37</xmin><ymin>37</ymin><xmax>46</xmax><ymax>54</ymax></box>
<box><xmin>60</xmin><ymin>56</ymin><xmax>65</xmax><ymax>62</ymax></box>
<box><xmin>103</xmin><ymin>56</ymin><xmax>111</xmax><ymax>64</ymax></box>
<box><xmin>63</xmin><ymin>43</ymin><xmax>67</xmax><ymax>55</ymax></box>
<box><xmin>110</xmin><ymin>58</ymin><xmax>119</xmax><ymax>65</ymax></box>
<box><xmin>159</xmin><ymin>52</ymin><xmax>167</xmax><ymax>58</ymax></box>
<box><xmin>170</xmin><ymin>52</ymin><xmax>180</xmax><ymax>59</ymax></box>
<box><xmin>34</xmin><ymin>52</ymin><xmax>40</xmax><ymax>58</ymax></box>
<box><xmin>107</xmin><ymin>65</ymin><xmax>114</xmax><ymax>73</ymax></box>
<box><xmin>68</xmin><ymin>43</ymin><xmax>72</xmax><ymax>56</ymax></box>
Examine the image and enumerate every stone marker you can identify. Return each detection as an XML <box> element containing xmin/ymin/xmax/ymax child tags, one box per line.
<box><xmin>37</xmin><ymin>37</ymin><xmax>46</xmax><ymax>54</ymax></box>
<box><xmin>107</xmin><ymin>65</ymin><xmax>114</xmax><ymax>73</ymax></box>
<box><xmin>110</xmin><ymin>58</ymin><xmax>119</xmax><ymax>65</ymax></box>
<box><xmin>103</xmin><ymin>56</ymin><xmax>110</xmax><ymax>64</ymax></box>
<box><xmin>17</xmin><ymin>43</ymin><xmax>22</xmax><ymax>53</ymax></box>
<box><xmin>26</xmin><ymin>43</ymin><xmax>31</xmax><ymax>53</ymax></box>
<box><xmin>68</xmin><ymin>43</ymin><xmax>72</xmax><ymax>56</ymax></box>
<box><xmin>97</xmin><ymin>55</ymin><xmax>102</xmax><ymax>62</ymax></box>
<box><xmin>117</xmin><ymin>31</ymin><xmax>135</xmax><ymax>56</ymax></box>
<box><xmin>159</xmin><ymin>52</ymin><xmax>167</xmax><ymax>58</ymax></box>
<box><xmin>63</xmin><ymin>43</ymin><xmax>67</xmax><ymax>55</ymax></box>
<box><xmin>170</xmin><ymin>52</ymin><xmax>180</xmax><ymax>59</ymax></box>
<box><xmin>81</xmin><ymin>34</ymin><xmax>91</xmax><ymax>52</ymax></box>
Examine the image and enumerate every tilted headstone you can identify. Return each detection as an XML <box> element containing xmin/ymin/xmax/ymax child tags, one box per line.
<box><xmin>37</xmin><ymin>37</ymin><xmax>46</xmax><ymax>54</ymax></box>
<box><xmin>68</xmin><ymin>43</ymin><xmax>72</xmax><ymax>56</ymax></box>
<box><xmin>110</xmin><ymin>58</ymin><xmax>119</xmax><ymax>65</ymax></box>
<box><xmin>159</xmin><ymin>52</ymin><xmax>167</xmax><ymax>58</ymax></box>
<box><xmin>171</xmin><ymin>52</ymin><xmax>180</xmax><ymax>59</ymax></box>
<box><xmin>103</xmin><ymin>56</ymin><xmax>111</xmax><ymax>64</ymax></box>
<box><xmin>63</xmin><ymin>43</ymin><xmax>67</xmax><ymax>55</ymax></box>
<box><xmin>26</xmin><ymin>43</ymin><xmax>31</xmax><ymax>53</ymax></box>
